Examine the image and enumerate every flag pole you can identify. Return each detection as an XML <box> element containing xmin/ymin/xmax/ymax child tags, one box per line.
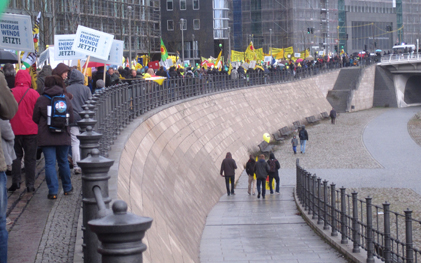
<box><xmin>18</xmin><ymin>51</ymin><xmax>21</xmax><ymax>69</ymax></box>
<box><xmin>84</xmin><ymin>56</ymin><xmax>90</xmax><ymax>75</ymax></box>
<box><xmin>103</xmin><ymin>63</ymin><xmax>106</xmax><ymax>83</ymax></box>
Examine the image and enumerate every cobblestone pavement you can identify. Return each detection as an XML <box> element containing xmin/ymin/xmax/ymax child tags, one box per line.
<box><xmin>7</xmin><ymin>161</ymin><xmax>82</xmax><ymax>263</ymax></box>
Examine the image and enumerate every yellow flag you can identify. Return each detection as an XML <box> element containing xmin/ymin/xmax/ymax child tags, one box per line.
<box><xmin>231</xmin><ymin>50</ymin><xmax>244</xmax><ymax>62</ymax></box>
<box><xmin>245</xmin><ymin>42</ymin><xmax>256</xmax><ymax>62</ymax></box>
<box><xmin>215</xmin><ymin>50</ymin><xmax>222</xmax><ymax>70</ymax></box>
<box><xmin>275</xmin><ymin>49</ymin><xmax>284</xmax><ymax>60</ymax></box>
<box><xmin>284</xmin><ymin>46</ymin><xmax>294</xmax><ymax>59</ymax></box>
<box><xmin>255</xmin><ymin>48</ymin><xmax>264</xmax><ymax>62</ymax></box>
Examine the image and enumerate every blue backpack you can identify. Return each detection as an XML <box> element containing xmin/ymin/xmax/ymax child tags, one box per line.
<box><xmin>44</xmin><ymin>94</ymin><xmax>69</xmax><ymax>133</ymax></box>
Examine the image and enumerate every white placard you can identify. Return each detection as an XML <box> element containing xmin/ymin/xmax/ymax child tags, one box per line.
<box><xmin>54</xmin><ymin>34</ymin><xmax>87</xmax><ymax>60</ymax></box>
<box><xmin>90</xmin><ymin>40</ymin><xmax>124</xmax><ymax>65</ymax></box>
<box><xmin>38</xmin><ymin>48</ymin><xmax>49</xmax><ymax>66</ymax></box>
<box><xmin>47</xmin><ymin>46</ymin><xmax>60</xmax><ymax>69</ymax></box>
<box><xmin>72</xmin><ymin>25</ymin><xmax>114</xmax><ymax>60</ymax></box>
<box><xmin>166</xmin><ymin>59</ymin><xmax>173</xmax><ymax>67</ymax></box>
<box><xmin>249</xmin><ymin>60</ymin><xmax>256</xmax><ymax>69</ymax></box>
<box><xmin>231</xmin><ymin>62</ymin><xmax>238</xmax><ymax>68</ymax></box>
<box><xmin>0</xmin><ymin>13</ymin><xmax>34</xmax><ymax>52</ymax></box>
<box><xmin>294</xmin><ymin>53</ymin><xmax>301</xmax><ymax>58</ymax></box>
<box><xmin>264</xmin><ymin>56</ymin><xmax>272</xmax><ymax>62</ymax></box>
<box><xmin>242</xmin><ymin>62</ymin><xmax>249</xmax><ymax>70</ymax></box>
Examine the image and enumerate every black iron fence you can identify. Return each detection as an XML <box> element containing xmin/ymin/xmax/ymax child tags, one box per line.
<box><xmin>296</xmin><ymin>159</ymin><xmax>421</xmax><ymax>263</ymax></box>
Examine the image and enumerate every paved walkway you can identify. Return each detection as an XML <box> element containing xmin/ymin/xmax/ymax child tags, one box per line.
<box><xmin>278</xmin><ymin>107</ymin><xmax>421</xmax><ymax>194</ymax></box>
<box><xmin>200</xmin><ymin>174</ymin><xmax>348</xmax><ymax>263</ymax></box>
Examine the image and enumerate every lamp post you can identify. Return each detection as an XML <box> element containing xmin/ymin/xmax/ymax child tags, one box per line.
<box><xmin>228</xmin><ymin>27</ymin><xmax>231</xmax><ymax>61</ymax></box>
<box><xmin>192</xmin><ymin>33</ymin><xmax>195</xmax><ymax>65</ymax></box>
<box><xmin>127</xmin><ymin>6</ymin><xmax>132</xmax><ymax>68</ymax></box>
<box><xmin>269</xmin><ymin>28</ymin><xmax>272</xmax><ymax>57</ymax></box>
<box><xmin>180</xmin><ymin>18</ymin><xmax>185</xmax><ymax>63</ymax></box>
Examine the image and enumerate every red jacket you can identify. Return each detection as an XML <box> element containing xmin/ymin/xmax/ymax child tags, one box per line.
<box><xmin>10</xmin><ymin>70</ymin><xmax>39</xmax><ymax>135</ymax></box>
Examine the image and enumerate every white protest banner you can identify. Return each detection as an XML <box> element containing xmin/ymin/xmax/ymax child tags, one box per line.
<box><xmin>72</xmin><ymin>25</ymin><xmax>114</xmax><ymax>60</ymax></box>
<box><xmin>38</xmin><ymin>48</ymin><xmax>49</xmax><ymax>66</ymax></box>
<box><xmin>0</xmin><ymin>13</ymin><xmax>34</xmax><ymax>52</ymax></box>
<box><xmin>166</xmin><ymin>58</ymin><xmax>173</xmax><ymax>67</ymax></box>
<box><xmin>54</xmin><ymin>34</ymin><xmax>86</xmax><ymax>60</ymax></box>
<box><xmin>249</xmin><ymin>60</ymin><xmax>256</xmax><ymax>69</ymax></box>
<box><xmin>264</xmin><ymin>56</ymin><xmax>272</xmax><ymax>62</ymax></box>
<box><xmin>231</xmin><ymin>62</ymin><xmax>238</xmax><ymax>68</ymax></box>
<box><xmin>90</xmin><ymin>40</ymin><xmax>124</xmax><ymax>65</ymax></box>
<box><xmin>242</xmin><ymin>62</ymin><xmax>249</xmax><ymax>70</ymax></box>
<box><xmin>294</xmin><ymin>53</ymin><xmax>301</xmax><ymax>58</ymax></box>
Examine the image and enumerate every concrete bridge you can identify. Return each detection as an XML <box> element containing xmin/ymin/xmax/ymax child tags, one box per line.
<box><xmin>377</xmin><ymin>54</ymin><xmax>421</xmax><ymax>107</ymax></box>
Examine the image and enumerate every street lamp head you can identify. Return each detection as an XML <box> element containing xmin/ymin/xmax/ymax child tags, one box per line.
<box><xmin>127</xmin><ymin>5</ymin><xmax>132</xmax><ymax>11</ymax></box>
<box><xmin>219</xmin><ymin>43</ymin><xmax>222</xmax><ymax>48</ymax></box>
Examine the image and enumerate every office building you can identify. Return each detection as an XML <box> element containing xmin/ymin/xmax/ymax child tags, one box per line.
<box><xmin>6</xmin><ymin>0</ymin><xmax>161</xmax><ymax>58</ymax></box>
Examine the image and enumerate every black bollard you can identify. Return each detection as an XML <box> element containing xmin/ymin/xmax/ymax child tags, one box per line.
<box><xmin>88</xmin><ymin>200</ymin><xmax>153</xmax><ymax>263</ymax></box>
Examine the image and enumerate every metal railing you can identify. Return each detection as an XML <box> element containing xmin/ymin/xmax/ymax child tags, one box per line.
<box><xmin>380</xmin><ymin>53</ymin><xmax>421</xmax><ymax>63</ymax></box>
<box><xmin>296</xmin><ymin>159</ymin><xmax>421</xmax><ymax>263</ymax></box>
<box><xmin>88</xmin><ymin>60</ymin><xmax>379</xmax><ymax>156</ymax></box>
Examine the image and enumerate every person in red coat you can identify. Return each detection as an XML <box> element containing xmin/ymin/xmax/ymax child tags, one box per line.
<box><xmin>9</xmin><ymin>70</ymin><xmax>40</xmax><ymax>192</ymax></box>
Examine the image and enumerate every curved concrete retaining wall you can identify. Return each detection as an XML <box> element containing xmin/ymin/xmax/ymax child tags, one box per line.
<box><xmin>116</xmin><ymin>72</ymin><xmax>337</xmax><ymax>263</ymax></box>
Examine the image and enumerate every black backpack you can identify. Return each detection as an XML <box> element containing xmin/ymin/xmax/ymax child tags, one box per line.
<box><xmin>269</xmin><ymin>159</ymin><xmax>277</xmax><ymax>173</ymax></box>
<box><xmin>44</xmin><ymin>94</ymin><xmax>69</xmax><ymax>133</ymax></box>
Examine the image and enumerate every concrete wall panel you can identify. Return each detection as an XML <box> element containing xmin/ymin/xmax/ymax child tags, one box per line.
<box><xmin>117</xmin><ymin>72</ymin><xmax>339</xmax><ymax>263</ymax></box>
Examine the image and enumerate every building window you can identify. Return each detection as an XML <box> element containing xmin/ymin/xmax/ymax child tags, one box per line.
<box><xmin>167</xmin><ymin>0</ymin><xmax>173</xmax><ymax>11</ymax></box>
<box><xmin>167</xmin><ymin>20</ymin><xmax>174</xmax><ymax>31</ymax></box>
<box><xmin>193</xmin><ymin>0</ymin><xmax>199</xmax><ymax>10</ymax></box>
<box><xmin>193</xmin><ymin>19</ymin><xmax>200</xmax><ymax>30</ymax></box>
<box><xmin>180</xmin><ymin>0</ymin><xmax>186</xmax><ymax>10</ymax></box>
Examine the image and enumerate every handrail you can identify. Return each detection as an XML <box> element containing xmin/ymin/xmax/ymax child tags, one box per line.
<box><xmin>296</xmin><ymin>159</ymin><xmax>421</xmax><ymax>263</ymax></box>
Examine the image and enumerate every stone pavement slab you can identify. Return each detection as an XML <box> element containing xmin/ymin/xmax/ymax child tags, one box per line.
<box><xmin>200</xmin><ymin>173</ymin><xmax>348</xmax><ymax>263</ymax></box>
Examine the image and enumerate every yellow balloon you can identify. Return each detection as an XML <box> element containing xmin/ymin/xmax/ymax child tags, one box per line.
<box><xmin>263</xmin><ymin>133</ymin><xmax>271</xmax><ymax>143</ymax></box>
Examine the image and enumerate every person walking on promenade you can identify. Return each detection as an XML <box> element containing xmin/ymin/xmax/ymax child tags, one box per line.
<box><xmin>9</xmin><ymin>70</ymin><xmax>40</xmax><ymax>192</ymax></box>
<box><xmin>245</xmin><ymin>155</ymin><xmax>256</xmax><ymax>195</ymax></box>
<box><xmin>254</xmin><ymin>154</ymin><xmax>270</xmax><ymax>199</ymax></box>
<box><xmin>32</xmin><ymin>76</ymin><xmax>74</xmax><ymax>199</ymax></box>
<box><xmin>220</xmin><ymin>152</ymin><xmax>237</xmax><ymax>196</ymax></box>
<box><xmin>291</xmin><ymin>135</ymin><xmax>298</xmax><ymax>154</ymax></box>
<box><xmin>267</xmin><ymin>153</ymin><xmax>280</xmax><ymax>194</ymax></box>
<box><xmin>330</xmin><ymin>107</ymin><xmax>337</xmax><ymax>124</ymax></box>
<box><xmin>65</xmin><ymin>69</ymin><xmax>92</xmax><ymax>174</ymax></box>
<box><xmin>0</xmin><ymin>71</ymin><xmax>18</xmax><ymax>262</ymax></box>
<box><xmin>299</xmin><ymin>125</ymin><xmax>309</xmax><ymax>154</ymax></box>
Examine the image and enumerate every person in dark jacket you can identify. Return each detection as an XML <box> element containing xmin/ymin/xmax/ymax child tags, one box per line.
<box><xmin>52</xmin><ymin>63</ymin><xmax>72</xmax><ymax>99</ymax></box>
<box><xmin>299</xmin><ymin>125</ymin><xmax>309</xmax><ymax>154</ymax></box>
<box><xmin>92</xmin><ymin>66</ymin><xmax>111</xmax><ymax>93</ymax></box>
<box><xmin>32</xmin><ymin>75</ymin><xmax>74</xmax><ymax>199</ymax></box>
<box><xmin>329</xmin><ymin>107</ymin><xmax>337</xmax><ymax>124</ymax></box>
<box><xmin>66</xmin><ymin>69</ymin><xmax>92</xmax><ymax>174</ymax></box>
<box><xmin>220</xmin><ymin>152</ymin><xmax>237</xmax><ymax>196</ymax></box>
<box><xmin>291</xmin><ymin>135</ymin><xmax>298</xmax><ymax>154</ymax></box>
<box><xmin>3</xmin><ymin>63</ymin><xmax>15</xmax><ymax>89</ymax></box>
<box><xmin>36</xmin><ymin>65</ymin><xmax>52</xmax><ymax>95</ymax></box>
<box><xmin>9</xmin><ymin>70</ymin><xmax>40</xmax><ymax>192</ymax></box>
<box><xmin>254</xmin><ymin>154</ymin><xmax>270</xmax><ymax>199</ymax></box>
<box><xmin>0</xmin><ymin>71</ymin><xmax>18</xmax><ymax>262</ymax></box>
<box><xmin>245</xmin><ymin>155</ymin><xmax>256</xmax><ymax>195</ymax></box>
<box><xmin>267</xmin><ymin>153</ymin><xmax>281</xmax><ymax>194</ymax></box>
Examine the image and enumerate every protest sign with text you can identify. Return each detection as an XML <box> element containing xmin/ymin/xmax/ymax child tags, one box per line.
<box><xmin>0</xmin><ymin>13</ymin><xmax>34</xmax><ymax>52</ymax></box>
<box><xmin>72</xmin><ymin>26</ymin><xmax>114</xmax><ymax>60</ymax></box>
<box><xmin>90</xmin><ymin>40</ymin><xmax>124</xmax><ymax>65</ymax></box>
<box><xmin>54</xmin><ymin>34</ymin><xmax>87</xmax><ymax>60</ymax></box>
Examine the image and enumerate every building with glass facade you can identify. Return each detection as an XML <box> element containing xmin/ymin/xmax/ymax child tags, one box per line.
<box><xmin>231</xmin><ymin>0</ymin><xmax>421</xmax><ymax>56</ymax></box>
<box><xmin>6</xmin><ymin>0</ymin><xmax>161</xmax><ymax>58</ymax></box>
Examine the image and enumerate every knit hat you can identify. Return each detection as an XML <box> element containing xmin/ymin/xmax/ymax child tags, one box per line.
<box><xmin>96</xmin><ymin>79</ymin><xmax>105</xmax><ymax>88</ymax></box>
